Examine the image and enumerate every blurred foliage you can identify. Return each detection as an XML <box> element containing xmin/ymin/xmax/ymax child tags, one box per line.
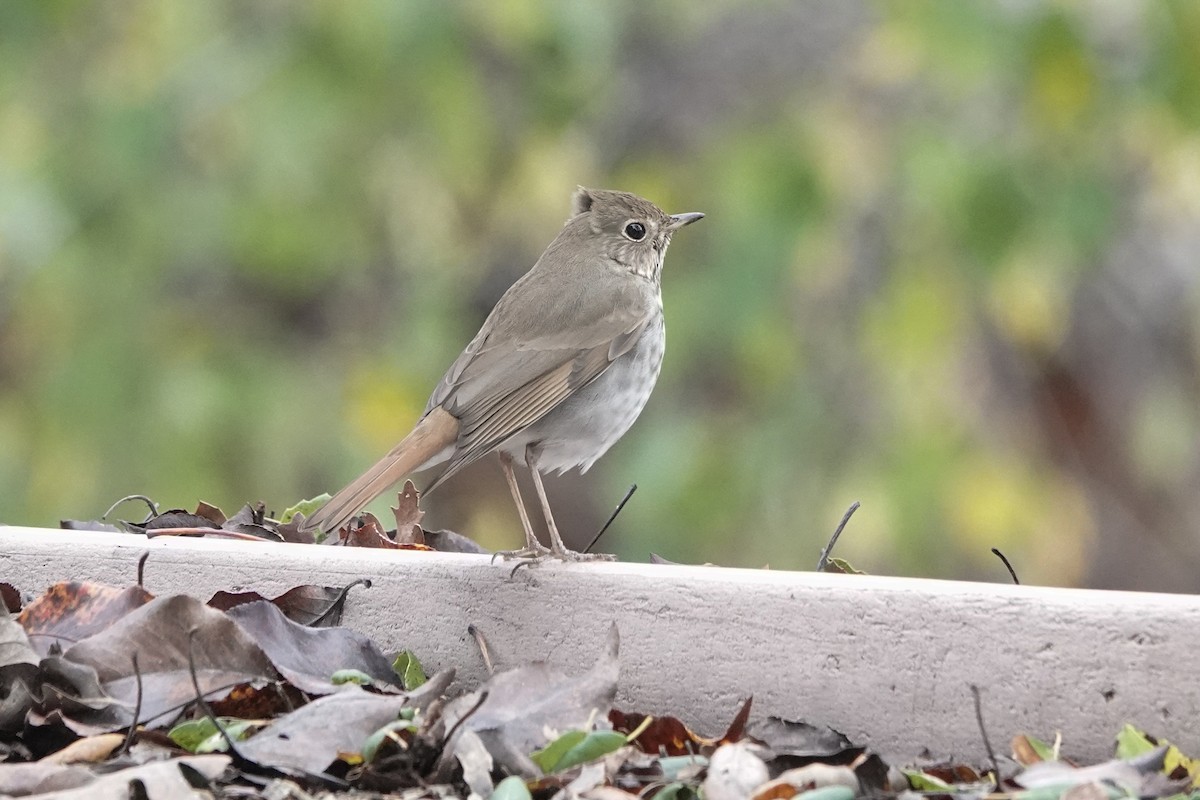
<box><xmin>3</xmin><ymin>1</ymin><xmax>1200</xmax><ymax>590</ymax></box>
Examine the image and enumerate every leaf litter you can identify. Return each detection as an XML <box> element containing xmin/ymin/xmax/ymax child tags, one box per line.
<box><xmin>2</xmin><ymin>492</ymin><xmax>1197</xmax><ymax>798</ymax></box>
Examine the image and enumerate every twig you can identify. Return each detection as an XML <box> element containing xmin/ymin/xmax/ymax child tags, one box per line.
<box><xmin>991</xmin><ymin>548</ymin><xmax>1020</xmax><ymax>584</ymax></box>
<box><xmin>439</xmin><ymin>690</ymin><xmax>489</xmax><ymax>753</ymax></box>
<box><xmin>186</xmin><ymin>629</ymin><xmax>245</xmax><ymax>758</ymax></box>
<box><xmin>143</xmin><ymin>528</ymin><xmax>274</xmax><ymax>541</ymax></box>
<box><xmin>467</xmin><ymin>624</ymin><xmax>494</xmax><ymax>676</ymax></box>
<box><xmin>970</xmin><ymin>685</ymin><xmax>1001</xmax><ymax>789</ymax></box>
<box><xmin>136</xmin><ymin>552</ymin><xmax>149</xmax><ymax>587</ymax></box>
<box><xmin>119</xmin><ymin>653</ymin><xmax>144</xmax><ymax>757</ymax></box>
<box><xmin>103</xmin><ymin>495</ymin><xmax>158</xmax><ymax>524</ymax></box>
<box><xmin>816</xmin><ymin>501</ymin><xmax>861</xmax><ymax>572</ymax></box>
<box><xmin>308</xmin><ymin>578</ymin><xmax>372</xmax><ymax>627</ymax></box>
<box><xmin>584</xmin><ymin>484</ymin><xmax>637</xmax><ymax>554</ymax></box>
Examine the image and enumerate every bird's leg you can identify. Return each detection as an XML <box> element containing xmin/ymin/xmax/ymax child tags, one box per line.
<box><xmin>525</xmin><ymin>445</ymin><xmax>617</xmax><ymax>562</ymax></box>
<box><xmin>493</xmin><ymin>450</ymin><xmax>550</xmax><ymax>561</ymax></box>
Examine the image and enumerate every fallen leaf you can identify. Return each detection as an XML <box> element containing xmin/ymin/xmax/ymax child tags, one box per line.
<box><xmin>62</xmin><ymin>594</ymin><xmax>279</xmax><ymax>729</ymax></box>
<box><xmin>441</xmin><ymin>623</ymin><xmax>620</xmax><ymax>777</ymax></box>
<box><xmin>40</xmin><ymin>733</ymin><xmax>125</xmax><ymax>764</ymax></box>
<box><xmin>207</xmin><ymin>584</ymin><xmax>347</xmax><ymax>626</ymax></box>
<box><xmin>0</xmin><ymin>761</ymin><xmax>95</xmax><ymax>796</ymax></box>
<box><xmin>238</xmin><ymin>685</ymin><xmax>412</xmax><ymax>773</ymax></box>
<box><xmin>1</xmin><ymin>583</ymin><xmax>22</xmax><ymax>613</ymax></box>
<box><xmin>392</xmin><ymin>650</ymin><xmax>427</xmax><ymax>691</ymax></box>
<box><xmin>391</xmin><ymin>480</ymin><xmax>426</xmax><ymax>545</ymax></box>
<box><xmin>18</xmin><ymin>581</ymin><xmax>154</xmax><ymax>658</ymax></box>
<box><xmin>747</xmin><ymin>716</ymin><xmax>855</xmax><ymax>764</ymax></box>
<box><xmin>424</xmin><ymin>529</ymin><xmax>489</xmax><ymax>553</ymax></box>
<box><xmin>225</xmin><ymin>599</ymin><xmax>400</xmax><ymax>694</ymax></box>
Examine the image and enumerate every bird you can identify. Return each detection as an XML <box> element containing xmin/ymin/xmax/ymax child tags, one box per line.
<box><xmin>299</xmin><ymin>187</ymin><xmax>704</xmax><ymax>560</ymax></box>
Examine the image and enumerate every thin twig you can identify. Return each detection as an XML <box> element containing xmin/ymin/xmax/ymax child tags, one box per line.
<box><xmin>584</xmin><ymin>484</ymin><xmax>637</xmax><ymax>554</ymax></box>
<box><xmin>439</xmin><ymin>690</ymin><xmax>489</xmax><ymax>753</ymax></box>
<box><xmin>103</xmin><ymin>495</ymin><xmax>158</xmax><ymax>524</ymax></box>
<box><xmin>136</xmin><ymin>552</ymin><xmax>149</xmax><ymax>587</ymax></box>
<box><xmin>467</xmin><ymin>624</ymin><xmax>494</xmax><ymax>676</ymax></box>
<box><xmin>143</xmin><ymin>528</ymin><xmax>274</xmax><ymax>541</ymax></box>
<box><xmin>991</xmin><ymin>548</ymin><xmax>1020</xmax><ymax>584</ymax></box>
<box><xmin>816</xmin><ymin>501</ymin><xmax>861</xmax><ymax>572</ymax></box>
<box><xmin>970</xmin><ymin>684</ymin><xmax>1001</xmax><ymax>789</ymax></box>
<box><xmin>309</xmin><ymin>578</ymin><xmax>372</xmax><ymax>627</ymax></box>
<box><xmin>186</xmin><ymin>629</ymin><xmax>244</xmax><ymax>758</ymax></box>
<box><xmin>119</xmin><ymin>653</ymin><xmax>143</xmax><ymax>757</ymax></box>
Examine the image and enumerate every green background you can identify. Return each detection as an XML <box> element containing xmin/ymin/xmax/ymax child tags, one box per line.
<box><xmin>3</xmin><ymin>1</ymin><xmax>1200</xmax><ymax>591</ymax></box>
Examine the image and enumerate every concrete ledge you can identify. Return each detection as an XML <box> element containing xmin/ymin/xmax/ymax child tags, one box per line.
<box><xmin>2</xmin><ymin>526</ymin><xmax>1197</xmax><ymax>763</ymax></box>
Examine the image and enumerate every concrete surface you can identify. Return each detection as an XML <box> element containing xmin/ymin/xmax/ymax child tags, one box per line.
<box><xmin>2</xmin><ymin>525</ymin><xmax>1197</xmax><ymax>764</ymax></box>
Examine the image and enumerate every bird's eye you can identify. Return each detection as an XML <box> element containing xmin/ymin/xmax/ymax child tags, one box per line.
<box><xmin>623</xmin><ymin>221</ymin><xmax>647</xmax><ymax>241</ymax></box>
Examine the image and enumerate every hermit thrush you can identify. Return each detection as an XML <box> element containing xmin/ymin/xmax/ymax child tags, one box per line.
<box><xmin>300</xmin><ymin>188</ymin><xmax>703</xmax><ymax>559</ymax></box>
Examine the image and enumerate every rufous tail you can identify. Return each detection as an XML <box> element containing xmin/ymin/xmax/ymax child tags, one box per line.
<box><xmin>299</xmin><ymin>406</ymin><xmax>460</xmax><ymax>538</ymax></box>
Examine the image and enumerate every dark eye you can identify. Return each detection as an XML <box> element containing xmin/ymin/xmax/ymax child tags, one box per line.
<box><xmin>623</xmin><ymin>221</ymin><xmax>647</xmax><ymax>241</ymax></box>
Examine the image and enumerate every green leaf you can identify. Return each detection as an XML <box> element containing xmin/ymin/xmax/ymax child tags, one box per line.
<box><xmin>903</xmin><ymin>769</ymin><xmax>953</xmax><ymax>791</ymax></box>
<box><xmin>653</xmin><ymin>783</ymin><xmax>700</xmax><ymax>800</ymax></box>
<box><xmin>391</xmin><ymin>650</ymin><xmax>427</xmax><ymax>690</ymax></box>
<box><xmin>658</xmin><ymin>754</ymin><xmax>709</xmax><ymax>781</ymax></box>
<box><xmin>491</xmin><ymin>775</ymin><xmax>533</xmax><ymax>800</ymax></box>
<box><xmin>1024</xmin><ymin>733</ymin><xmax>1059</xmax><ymax>761</ymax></box>
<box><xmin>531</xmin><ymin>729</ymin><xmax>626</xmax><ymax>773</ymax></box>
<box><xmin>281</xmin><ymin>494</ymin><xmax>331</xmax><ymax>524</ymax></box>
<box><xmin>531</xmin><ymin>730</ymin><xmax>587</xmax><ymax>773</ymax></box>
<box><xmin>824</xmin><ymin>557</ymin><xmax>865</xmax><ymax>575</ymax></box>
<box><xmin>168</xmin><ymin>717</ymin><xmax>255</xmax><ymax>753</ymax></box>
<box><xmin>1114</xmin><ymin>724</ymin><xmax>1200</xmax><ymax>789</ymax></box>
<box><xmin>331</xmin><ymin>668</ymin><xmax>373</xmax><ymax>686</ymax></box>
<box><xmin>1115</xmin><ymin>723</ymin><xmax>1156</xmax><ymax>759</ymax></box>
<box><xmin>361</xmin><ymin>718</ymin><xmax>418</xmax><ymax>763</ymax></box>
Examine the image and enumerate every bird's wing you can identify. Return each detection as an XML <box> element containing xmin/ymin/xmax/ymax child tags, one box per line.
<box><xmin>422</xmin><ymin>269</ymin><xmax>656</xmax><ymax>488</ymax></box>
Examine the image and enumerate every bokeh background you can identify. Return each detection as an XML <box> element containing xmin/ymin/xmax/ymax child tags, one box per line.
<box><xmin>3</xmin><ymin>1</ymin><xmax>1200</xmax><ymax>591</ymax></box>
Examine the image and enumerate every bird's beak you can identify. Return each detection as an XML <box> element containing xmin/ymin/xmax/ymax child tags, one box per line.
<box><xmin>667</xmin><ymin>211</ymin><xmax>705</xmax><ymax>231</ymax></box>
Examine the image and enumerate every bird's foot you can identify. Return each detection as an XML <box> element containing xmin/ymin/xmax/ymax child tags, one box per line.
<box><xmin>491</xmin><ymin>539</ymin><xmax>552</xmax><ymax>563</ymax></box>
<box><xmin>548</xmin><ymin>546</ymin><xmax>617</xmax><ymax>563</ymax></box>
<box><xmin>499</xmin><ymin>548</ymin><xmax>618</xmax><ymax>568</ymax></box>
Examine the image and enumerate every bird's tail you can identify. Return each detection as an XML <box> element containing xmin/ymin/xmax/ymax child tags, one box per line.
<box><xmin>299</xmin><ymin>406</ymin><xmax>459</xmax><ymax>538</ymax></box>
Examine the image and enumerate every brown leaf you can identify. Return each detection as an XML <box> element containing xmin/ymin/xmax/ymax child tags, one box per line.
<box><xmin>222</xmin><ymin>501</ymin><xmax>281</xmax><ymax>540</ymax></box>
<box><xmin>207</xmin><ymin>585</ymin><xmax>346</xmax><ymax>626</ymax></box>
<box><xmin>18</xmin><ymin>582</ymin><xmax>154</xmax><ymax>658</ymax></box>
<box><xmin>344</xmin><ymin>513</ymin><xmax>400</xmax><ymax>548</ymax></box>
<box><xmin>62</xmin><ymin>594</ymin><xmax>279</xmax><ymax>729</ymax></box>
<box><xmin>391</xmin><ymin>480</ymin><xmax>426</xmax><ymax>545</ymax></box>
<box><xmin>1013</xmin><ymin>734</ymin><xmax>1046</xmax><ymax>766</ymax></box>
<box><xmin>1</xmin><ymin>583</ymin><xmax>22</xmax><ymax>614</ymax></box>
<box><xmin>140</xmin><ymin>510</ymin><xmax>222</xmax><ymax>531</ymax></box>
<box><xmin>274</xmin><ymin>517</ymin><xmax>316</xmax><ymax>544</ymax></box>
<box><xmin>209</xmin><ymin>681</ymin><xmax>304</xmax><ymax>720</ymax></box>
<box><xmin>225</xmin><ymin>600</ymin><xmax>399</xmax><ymax>694</ymax></box>
<box><xmin>610</xmin><ymin>710</ymin><xmax>712</xmax><ymax>757</ymax></box>
<box><xmin>718</xmin><ymin>696</ymin><xmax>753</xmax><ymax>745</ymax></box>
<box><xmin>342</xmin><ymin>513</ymin><xmax>432</xmax><ymax>551</ymax></box>
<box><xmin>40</xmin><ymin>733</ymin><xmax>124</xmax><ymax>764</ymax></box>
<box><xmin>193</xmin><ymin>501</ymin><xmax>227</xmax><ymax>526</ymax></box>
